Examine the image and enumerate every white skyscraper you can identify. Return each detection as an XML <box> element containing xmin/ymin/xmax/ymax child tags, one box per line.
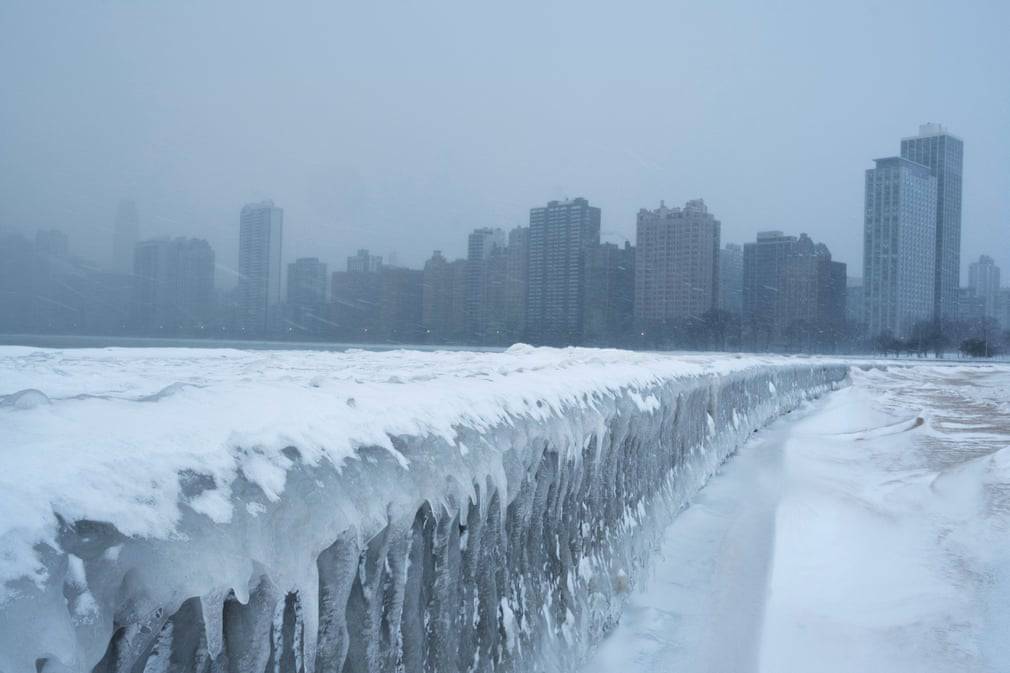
<box><xmin>863</xmin><ymin>157</ymin><xmax>937</xmax><ymax>338</ymax></box>
<box><xmin>238</xmin><ymin>200</ymin><xmax>283</xmax><ymax>335</ymax></box>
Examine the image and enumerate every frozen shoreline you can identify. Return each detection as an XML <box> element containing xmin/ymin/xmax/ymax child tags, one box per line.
<box><xmin>0</xmin><ymin>346</ymin><xmax>845</xmax><ymax>673</ymax></box>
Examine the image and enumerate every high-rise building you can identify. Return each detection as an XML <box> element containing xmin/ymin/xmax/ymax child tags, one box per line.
<box><xmin>584</xmin><ymin>241</ymin><xmax>635</xmax><ymax>345</ymax></box>
<box><xmin>449</xmin><ymin>258</ymin><xmax>468</xmax><ymax>340</ymax></box>
<box><xmin>900</xmin><ymin>124</ymin><xmax>964</xmax><ymax>321</ymax></box>
<box><xmin>287</xmin><ymin>257</ymin><xmax>328</xmax><ymax>334</ymax></box>
<box><xmin>113</xmin><ymin>200</ymin><xmax>139</xmax><ymax>274</ymax></box>
<box><xmin>718</xmin><ymin>243</ymin><xmax>743</xmax><ymax>317</ymax></box>
<box><xmin>505</xmin><ymin>226</ymin><xmax>529</xmax><ymax>341</ymax></box>
<box><xmin>378</xmin><ymin>266</ymin><xmax>423</xmax><ymax>343</ymax></box>
<box><xmin>863</xmin><ymin>157</ymin><xmax>937</xmax><ymax>338</ymax></box>
<box><xmin>743</xmin><ymin>232</ymin><xmax>845</xmax><ymax>350</ymax></box>
<box><xmin>957</xmin><ymin>287</ymin><xmax>986</xmax><ymax>324</ymax></box>
<box><xmin>347</xmin><ymin>249</ymin><xmax>383</xmax><ymax>273</ymax></box>
<box><xmin>237</xmin><ymin>200</ymin><xmax>283</xmax><ymax>335</ymax></box>
<box><xmin>31</xmin><ymin>229</ymin><xmax>83</xmax><ymax>332</ymax></box>
<box><xmin>998</xmin><ymin>289</ymin><xmax>1010</xmax><ymax>330</ymax></box>
<box><xmin>634</xmin><ymin>199</ymin><xmax>721</xmax><ymax>329</ymax></box>
<box><xmin>968</xmin><ymin>255</ymin><xmax>1001</xmax><ymax>322</ymax></box>
<box><xmin>133</xmin><ymin>238</ymin><xmax>215</xmax><ymax>334</ymax></box>
<box><xmin>422</xmin><ymin>250</ymin><xmax>460</xmax><ymax>343</ymax></box>
<box><xmin>0</xmin><ymin>233</ymin><xmax>35</xmax><ymax>332</ymax></box>
<box><xmin>526</xmin><ymin>197</ymin><xmax>600</xmax><ymax>345</ymax></box>
<box><xmin>465</xmin><ymin>227</ymin><xmax>506</xmax><ymax>341</ymax></box>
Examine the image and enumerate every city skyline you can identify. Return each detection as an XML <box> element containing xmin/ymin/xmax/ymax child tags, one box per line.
<box><xmin>0</xmin><ymin>122</ymin><xmax>1001</xmax><ymax>301</ymax></box>
<box><xmin>3</xmin><ymin>184</ymin><xmax>1007</xmax><ymax>352</ymax></box>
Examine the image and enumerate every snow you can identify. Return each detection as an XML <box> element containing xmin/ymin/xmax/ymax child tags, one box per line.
<box><xmin>0</xmin><ymin>345</ymin><xmax>846</xmax><ymax>672</ymax></box>
<box><xmin>584</xmin><ymin>362</ymin><xmax>1010</xmax><ymax>673</ymax></box>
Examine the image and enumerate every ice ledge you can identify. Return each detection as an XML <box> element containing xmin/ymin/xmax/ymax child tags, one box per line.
<box><xmin>0</xmin><ymin>347</ymin><xmax>847</xmax><ymax>672</ymax></box>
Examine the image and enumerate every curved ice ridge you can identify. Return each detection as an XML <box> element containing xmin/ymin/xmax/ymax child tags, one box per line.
<box><xmin>4</xmin><ymin>362</ymin><xmax>847</xmax><ymax>673</ymax></box>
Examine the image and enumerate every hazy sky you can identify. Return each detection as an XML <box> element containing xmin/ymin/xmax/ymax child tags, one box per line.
<box><xmin>2</xmin><ymin>0</ymin><xmax>1008</xmax><ymax>285</ymax></box>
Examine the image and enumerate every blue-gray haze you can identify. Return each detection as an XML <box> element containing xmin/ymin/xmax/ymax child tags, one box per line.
<box><xmin>1</xmin><ymin>0</ymin><xmax>1007</xmax><ymax>282</ymax></box>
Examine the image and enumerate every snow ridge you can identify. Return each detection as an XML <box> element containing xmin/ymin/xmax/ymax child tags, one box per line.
<box><xmin>0</xmin><ymin>347</ymin><xmax>846</xmax><ymax>673</ymax></box>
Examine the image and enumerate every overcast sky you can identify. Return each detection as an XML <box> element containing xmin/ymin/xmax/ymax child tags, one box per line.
<box><xmin>1</xmin><ymin>0</ymin><xmax>1008</xmax><ymax>285</ymax></box>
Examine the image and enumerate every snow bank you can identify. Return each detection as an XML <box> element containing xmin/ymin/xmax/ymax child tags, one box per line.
<box><xmin>0</xmin><ymin>346</ymin><xmax>846</xmax><ymax>673</ymax></box>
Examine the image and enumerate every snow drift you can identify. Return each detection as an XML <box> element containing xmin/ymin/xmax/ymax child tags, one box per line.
<box><xmin>0</xmin><ymin>346</ymin><xmax>847</xmax><ymax>673</ymax></box>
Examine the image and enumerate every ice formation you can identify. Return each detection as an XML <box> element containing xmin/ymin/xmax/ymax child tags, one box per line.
<box><xmin>0</xmin><ymin>346</ymin><xmax>846</xmax><ymax>672</ymax></box>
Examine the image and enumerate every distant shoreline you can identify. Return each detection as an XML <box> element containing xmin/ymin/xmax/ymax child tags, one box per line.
<box><xmin>0</xmin><ymin>333</ymin><xmax>505</xmax><ymax>353</ymax></box>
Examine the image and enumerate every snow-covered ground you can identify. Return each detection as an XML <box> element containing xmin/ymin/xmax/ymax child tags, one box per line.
<box><xmin>584</xmin><ymin>363</ymin><xmax>1010</xmax><ymax>673</ymax></box>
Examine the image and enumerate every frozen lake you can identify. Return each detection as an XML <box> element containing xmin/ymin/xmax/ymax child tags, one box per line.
<box><xmin>584</xmin><ymin>363</ymin><xmax>1010</xmax><ymax>673</ymax></box>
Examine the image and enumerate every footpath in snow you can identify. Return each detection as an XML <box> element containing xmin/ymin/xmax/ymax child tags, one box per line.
<box><xmin>584</xmin><ymin>363</ymin><xmax>1010</xmax><ymax>673</ymax></box>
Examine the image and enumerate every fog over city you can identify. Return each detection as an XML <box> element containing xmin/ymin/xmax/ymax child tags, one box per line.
<box><xmin>2</xmin><ymin>0</ymin><xmax>1008</xmax><ymax>281</ymax></box>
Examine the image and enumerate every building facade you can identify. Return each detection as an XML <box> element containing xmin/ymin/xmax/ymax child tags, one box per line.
<box><xmin>584</xmin><ymin>241</ymin><xmax>635</xmax><ymax>345</ymax></box>
<box><xmin>378</xmin><ymin>266</ymin><xmax>424</xmax><ymax>343</ymax></box>
<box><xmin>133</xmin><ymin>237</ymin><xmax>215</xmax><ymax>334</ymax></box>
<box><xmin>113</xmin><ymin>199</ymin><xmax>139</xmax><ymax>274</ymax></box>
<box><xmin>718</xmin><ymin>242</ymin><xmax>743</xmax><ymax>317</ymax></box>
<box><xmin>900</xmin><ymin>124</ymin><xmax>964</xmax><ymax>321</ymax></box>
<box><xmin>347</xmin><ymin>249</ymin><xmax>383</xmax><ymax>274</ymax></box>
<box><xmin>863</xmin><ymin>157</ymin><xmax>937</xmax><ymax>338</ymax></box>
<box><xmin>968</xmin><ymin>255</ymin><xmax>1001</xmax><ymax>323</ymax></box>
<box><xmin>505</xmin><ymin>226</ymin><xmax>529</xmax><ymax>341</ymax></box>
<box><xmin>846</xmin><ymin>276</ymin><xmax>864</xmax><ymax>328</ymax></box>
<box><xmin>422</xmin><ymin>250</ymin><xmax>452</xmax><ymax>342</ymax></box>
<box><xmin>526</xmin><ymin>197</ymin><xmax>601</xmax><ymax>345</ymax></box>
<box><xmin>743</xmin><ymin>231</ymin><xmax>845</xmax><ymax>350</ymax></box>
<box><xmin>957</xmin><ymin>287</ymin><xmax>986</xmax><ymax>324</ymax></box>
<box><xmin>286</xmin><ymin>257</ymin><xmax>328</xmax><ymax>334</ymax></box>
<box><xmin>634</xmin><ymin>199</ymin><xmax>720</xmax><ymax>330</ymax></box>
<box><xmin>465</xmin><ymin>227</ymin><xmax>506</xmax><ymax>342</ymax></box>
<box><xmin>237</xmin><ymin>200</ymin><xmax>283</xmax><ymax>335</ymax></box>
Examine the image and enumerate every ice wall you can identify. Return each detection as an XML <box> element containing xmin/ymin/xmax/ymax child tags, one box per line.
<box><xmin>0</xmin><ymin>349</ymin><xmax>846</xmax><ymax>673</ymax></box>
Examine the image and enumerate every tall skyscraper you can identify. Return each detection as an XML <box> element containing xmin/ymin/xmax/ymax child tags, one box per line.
<box><xmin>900</xmin><ymin>124</ymin><xmax>964</xmax><ymax>321</ymax></box>
<box><xmin>113</xmin><ymin>199</ymin><xmax>139</xmax><ymax>274</ymax></box>
<box><xmin>526</xmin><ymin>197</ymin><xmax>600</xmax><ymax>345</ymax></box>
<box><xmin>287</xmin><ymin>257</ymin><xmax>328</xmax><ymax>333</ymax></box>
<box><xmin>133</xmin><ymin>238</ymin><xmax>215</xmax><ymax>333</ymax></box>
<box><xmin>634</xmin><ymin>199</ymin><xmax>721</xmax><ymax>328</ymax></box>
<box><xmin>718</xmin><ymin>243</ymin><xmax>743</xmax><ymax>317</ymax></box>
<box><xmin>863</xmin><ymin>157</ymin><xmax>937</xmax><ymax>338</ymax></box>
<box><xmin>237</xmin><ymin>200</ymin><xmax>283</xmax><ymax>335</ymax></box>
<box><xmin>968</xmin><ymin>255</ymin><xmax>1001</xmax><ymax>322</ymax></box>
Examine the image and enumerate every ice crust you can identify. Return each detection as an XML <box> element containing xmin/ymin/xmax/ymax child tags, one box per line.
<box><xmin>0</xmin><ymin>346</ymin><xmax>847</xmax><ymax>672</ymax></box>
